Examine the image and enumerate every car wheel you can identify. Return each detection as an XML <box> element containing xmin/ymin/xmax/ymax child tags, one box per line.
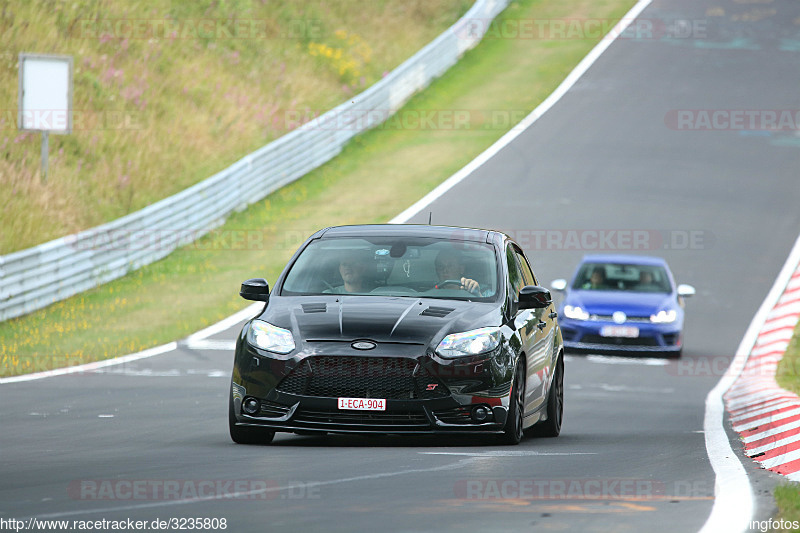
<box><xmin>228</xmin><ymin>395</ymin><xmax>275</xmax><ymax>445</ymax></box>
<box><xmin>526</xmin><ymin>353</ymin><xmax>563</xmax><ymax>438</ymax></box>
<box><xmin>499</xmin><ymin>361</ymin><xmax>525</xmax><ymax>445</ymax></box>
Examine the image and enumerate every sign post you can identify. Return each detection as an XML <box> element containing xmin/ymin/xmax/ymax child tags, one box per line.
<box><xmin>18</xmin><ymin>53</ymin><xmax>73</xmax><ymax>183</ymax></box>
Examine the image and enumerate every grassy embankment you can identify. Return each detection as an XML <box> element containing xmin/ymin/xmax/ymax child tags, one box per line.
<box><xmin>0</xmin><ymin>0</ymin><xmax>637</xmax><ymax>377</ymax></box>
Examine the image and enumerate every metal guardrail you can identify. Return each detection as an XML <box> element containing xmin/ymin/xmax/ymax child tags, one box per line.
<box><xmin>0</xmin><ymin>0</ymin><xmax>509</xmax><ymax>321</ymax></box>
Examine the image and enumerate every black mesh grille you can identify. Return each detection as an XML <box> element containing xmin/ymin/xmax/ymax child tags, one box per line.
<box><xmin>293</xmin><ymin>408</ymin><xmax>430</xmax><ymax>428</ymax></box>
<box><xmin>581</xmin><ymin>335</ymin><xmax>659</xmax><ymax>347</ymax></box>
<box><xmin>276</xmin><ymin>356</ymin><xmax>448</xmax><ymax>400</ymax></box>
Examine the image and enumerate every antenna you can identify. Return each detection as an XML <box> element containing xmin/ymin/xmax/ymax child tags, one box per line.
<box><xmin>428</xmin><ymin>212</ymin><xmax>432</xmax><ymax>225</ymax></box>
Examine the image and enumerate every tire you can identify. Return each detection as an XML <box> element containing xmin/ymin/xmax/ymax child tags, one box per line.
<box><xmin>526</xmin><ymin>352</ymin><xmax>563</xmax><ymax>438</ymax></box>
<box><xmin>499</xmin><ymin>361</ymin><xmax>526</xmax><ymax>445</ymax></box>
<box><xmin>228</xmin><ymin>396</ymin><xmax>275</xmax><ymax>445</ymax></box>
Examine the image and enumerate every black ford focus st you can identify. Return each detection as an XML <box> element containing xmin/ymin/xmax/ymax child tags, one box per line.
<box><xmin>229</xmin><ymin>224</ymin><xmax>564</xmax><ymax>445</ymax></box>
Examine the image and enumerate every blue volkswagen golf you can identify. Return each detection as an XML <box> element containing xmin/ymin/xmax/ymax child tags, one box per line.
<box><xmin>551</xmin><ymin>254</ymin><xmax>694</xmax><ymax>356</ymax></box>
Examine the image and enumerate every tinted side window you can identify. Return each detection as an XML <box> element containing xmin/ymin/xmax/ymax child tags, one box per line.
<box><xmin>515</xmin><ymin>250</ymin><xmax>537</xmax><ymax>287</ymax></box>
<box><xmin>506</xmin><ymin>246</ymin><xmax>524</xmax><ymax>298</ymax></box>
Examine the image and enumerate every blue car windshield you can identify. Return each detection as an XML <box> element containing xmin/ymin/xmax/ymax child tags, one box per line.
<box><xmin>573</xmin><ymin>262</ymin><xmax>671</xmax><ymax>293</ymax></box>
<box><xmin>281</xmin><ymin>237</ymin><xmax>499</xmax><ymax>301</ymax></box>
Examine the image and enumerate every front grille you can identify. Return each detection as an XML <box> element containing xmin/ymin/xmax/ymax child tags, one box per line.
<box><xmin>590</xmin><ymin>315</ymin><xmax>650</xmax><ymax>323</ymax></box>
<box><xmin>276</xmin><ymin>356</ymin><xmax>448</xmax><ymax>400</ymax></box>
<box><xmin>581</xmin><ymin>335</ymin><xmax>659</xmax><ymax>347</ymax></box>
<box><xmin>293</xmin><ymin>408</ymin><xmax>430</xmax><ymax>428</ymax></box>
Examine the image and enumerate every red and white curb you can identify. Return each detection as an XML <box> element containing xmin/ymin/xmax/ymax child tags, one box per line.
<box><xmin>724</xmin><ymin>265</ymin><xmax>800</xmax><ymax>481</ymax></box>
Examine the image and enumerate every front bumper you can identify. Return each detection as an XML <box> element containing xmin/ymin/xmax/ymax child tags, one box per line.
<box><xmin>559</xmin><ymin>318</ymin><xmax>682</xmax><ymax>353</ymax></box>
<box><xmin>231</xmin><ymin>345</ymin><xmax>515</xmax><ymax>435</ymax></box>
<box><xmin>231</xmin><ymin>390</ymin><xmax>509</xmax><ymax>435</ymax></box>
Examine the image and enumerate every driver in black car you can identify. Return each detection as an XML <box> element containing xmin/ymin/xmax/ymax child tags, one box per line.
<box><xmin>434</xmin><ymin>250</ymin><xmax>483</xmax><ymax>295</ymax></box>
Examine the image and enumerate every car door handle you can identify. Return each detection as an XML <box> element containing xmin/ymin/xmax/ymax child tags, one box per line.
<box><xmin>537</xmin><ymin>321</ymin><xmax>547</xmax><ymax>330</ymax></box>
<box><xmin>549</xmin><ymin>312</ymin><xmax>558</xmax><ymax>319</ymax></box>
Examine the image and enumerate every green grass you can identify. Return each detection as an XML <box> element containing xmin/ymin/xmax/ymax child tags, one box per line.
<box><xmin>773</xmin><ymin>484</ymin><xmax>800</xmax><ymax>531</ymax></box>
<box><xmin>0</xmin><ymin>0</ymin><xmax>471</xmax><ymax>253</ymax></box>
<box><xmin>776</xmin><ymin>322</ymin><xmax>800</xmax><ymax>396</ymax></box>
<box><xmin>0</xmin><ymin>0</ymin><xmax>637</xmax><ymax>377</ymax></box>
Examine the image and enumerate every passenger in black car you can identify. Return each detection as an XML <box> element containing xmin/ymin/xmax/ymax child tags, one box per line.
<box><xmin>326</xmin><ymin>251</ymin><xmax>375</xmax><ymax>294</ymax></box>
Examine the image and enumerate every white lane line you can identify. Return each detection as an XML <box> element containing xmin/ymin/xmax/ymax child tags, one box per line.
<box><xmin>183</xmin><ymin>303</ymin><xmax>261</xmax><ymax>345</ymax></box>
<box><xmin>420</xmin><ymin>451</ymin><xmax>596</xmax><ymax>457</ymax></box>
<box><xmin>182</xmin><ymin>339</ymin><xmax>237</xmax><ymax>351</ymax></box>
<box><xmin>1</xmin><ymin>303</ymin><xmax>258</xmax><ymax>384</ymax></box>
<box><xmin>390</xmin><ymin>0</ymin><xmax>653</xmax><ymax>224</ymax></box>
<box><xmin>585</xmin><ymin>355</ymin><xmax>669</xmax><ymax>366</ymax></box>
<box><xmin>701</xmin><ymin>239</ymin><xmax>800</xmax><ymax>533</ymax></box>
<box><xmin>30</xmin><ymin>456</ymin><xmax>482</xmax><ymax>519</ymax></box>
<box><xmin>0</xmin><ymin>342</ymin><xmax>178</xmax><ymax>385</ymax></box>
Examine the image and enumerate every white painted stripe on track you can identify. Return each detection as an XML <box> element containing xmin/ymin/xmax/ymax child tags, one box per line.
<box><xmin>390</xmin><ymin>0</ymin><xmax>654</xmax><ymax>225</ymax></box>
<box><xmin>701</xmin><ymin>237</ymin><xmax>800</xmax><ymax>533</ymax></box>
<box><xmin>0</xmin><ymin>342</ymin><xmax>178</xmax><ymax>384</ymax></box>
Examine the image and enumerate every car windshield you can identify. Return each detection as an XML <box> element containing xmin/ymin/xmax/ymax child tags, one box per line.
<box><xmin>281</xmin><ymin>236</ymin><xmax>499</xmax><ymax>301</ymax></box>
<box><xmin>572</xmin><ymin>262</ymin><xmax>671</xmax><ymax>293</ymax></box>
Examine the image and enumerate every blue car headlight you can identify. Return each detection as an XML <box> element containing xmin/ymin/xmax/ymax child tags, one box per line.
<box><xmin>563</xmin><ymin>305</ymin><xmax>590</xmax><ymax>321</ymax></box>
<box><xmin>247</xmin><ymin>320</ymin><xmax>296</xmax><ymax>354</ymax></box>
<box><xmin>650</xmin><ymin>310</ymin><xmax>677</xmax><ymax>323</ymax></box>
<box><xmin>436</xmin><ymin>327</ymin><xmax>502</xmax><ymax>358</ymax></box>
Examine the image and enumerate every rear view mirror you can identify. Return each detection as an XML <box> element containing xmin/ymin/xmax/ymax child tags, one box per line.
<box><xmin>240</xmin><ymin>278</ymin><xmax>270</xmax><ymax>302</ymax></box>
<box><xmin>519</xmin><ymin>285</ymin><xmax>552</xmax><ymax>309</ymax></box>
<box><xmin>677</xmin><ymin>284</ymin><xmax>695</xmax><ymax>298</ymax></box>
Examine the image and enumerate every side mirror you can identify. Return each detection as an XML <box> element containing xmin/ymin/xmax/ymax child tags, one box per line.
<box><xmin>240</xmin><ymin>278</ymin><xmax>270</xmax><ymax>302</ymax></box>
<box><xmin>677</xmin><ymin>284</ymin><xmax>695</xmax><ymax>298</ymax></box>
<box><xmin>551</xmin><ymin>279</ymin><xmax>567</xmax><ymax>292</ymax></box>
<box><xmin>519</xmin><ymin>285</ymin><xmax>552</xmax><ymax>309</ymax></box>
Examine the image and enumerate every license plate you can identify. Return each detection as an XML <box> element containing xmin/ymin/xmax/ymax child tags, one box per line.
<box><xmin>338</xmin><ymin>397</ymin><xmax>386</xmax><ymax>411</ymax></box>
<box><xmin>600</xmin><ymin>326</ymin><xmax>639</xmax><ymax>338</ymax></box>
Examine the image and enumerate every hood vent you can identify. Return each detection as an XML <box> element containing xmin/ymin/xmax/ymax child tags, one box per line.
<box><xmin>420</xmin><ymin>306</ymin><xmax>454</xmax><ymax>318</ymax></box>
<box><xmin>301</xmin><ymin>303</ymin><xmax>327</xmax><ymax>314</ymax></box>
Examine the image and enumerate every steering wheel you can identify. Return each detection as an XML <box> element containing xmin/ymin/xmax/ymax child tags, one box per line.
<box><xmin>436</xmin><ymin>279</ymin><xmax>473</xmax><ymax>292</ymax></box>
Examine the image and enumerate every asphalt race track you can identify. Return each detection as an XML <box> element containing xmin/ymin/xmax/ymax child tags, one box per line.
<box><xmin>3</xmin><ymin>0</ymin><xmax>800</xmax><ymax>531</ymax></box>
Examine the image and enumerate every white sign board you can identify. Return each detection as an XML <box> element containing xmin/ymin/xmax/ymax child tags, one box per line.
<box><xmin>18</xmin><ymin>54</ymin><xmax>73</xmax><ymax>134</ymax></box>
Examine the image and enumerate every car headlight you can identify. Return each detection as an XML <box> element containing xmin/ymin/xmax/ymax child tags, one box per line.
<box><xmin>563</xmin><ymin>305</ymin><xmax>590</xmax><ymax>320</ymax></box>
<box><xmin>436</xmin><ymin>327</ymin><xmax>502</xmax><ymax>358</ymax></box>
<box><xmin>247</xmin><ymin>320</ymin><xmax>296</xmax><ymax>354</ymax></box>
<box><xmin>650</xmin><ymin>310</ymin><xmax>677</xmax><ymax>323</ymax></box>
